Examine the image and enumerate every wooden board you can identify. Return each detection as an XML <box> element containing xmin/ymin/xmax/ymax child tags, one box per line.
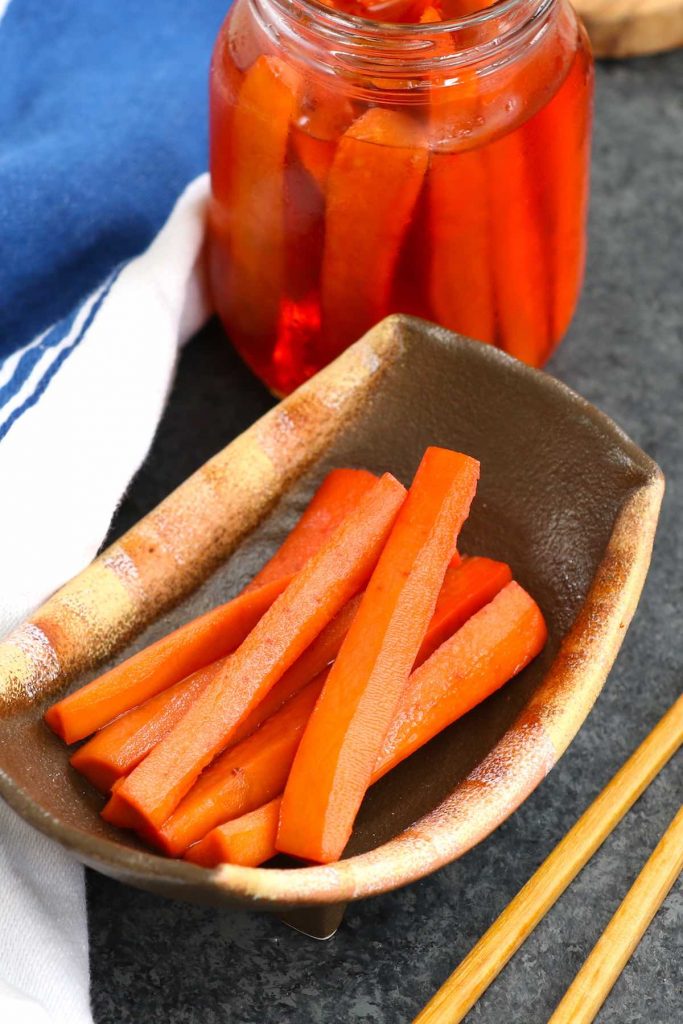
<box><xmin>574</xmin><ymin>0</ymin><xmax>683</xmax><ymax>57</ymax></box>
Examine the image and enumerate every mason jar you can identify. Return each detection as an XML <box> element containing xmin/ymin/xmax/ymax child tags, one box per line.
<box><xmin>208</xmin><ymin>0</ymin><xmax>594</xmax><ymax>394</ymax></box>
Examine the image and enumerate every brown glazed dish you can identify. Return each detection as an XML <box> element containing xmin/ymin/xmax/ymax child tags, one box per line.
<box><xmin>0</xmin><ymin>316</ymin><xmax>663</xmax><ymax>936</ymax></box>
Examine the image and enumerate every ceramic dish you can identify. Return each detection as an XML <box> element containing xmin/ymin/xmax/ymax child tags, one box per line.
<box><xmin>0</xmin><ymin>316</ymin><xmax>663</xmax><ymax>937</ymax></box>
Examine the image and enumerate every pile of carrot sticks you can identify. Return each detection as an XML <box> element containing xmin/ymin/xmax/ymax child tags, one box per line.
<box><xmin>46</xmin><ymin>450</ymin><xmax>546</xmax><ymax>867</ymax></box>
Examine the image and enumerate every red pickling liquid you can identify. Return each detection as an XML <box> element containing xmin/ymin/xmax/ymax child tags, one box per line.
<box><xmin>208</xmin><ymin>0</ymin><xmax>594</xmax><ymax>395</ymax></box>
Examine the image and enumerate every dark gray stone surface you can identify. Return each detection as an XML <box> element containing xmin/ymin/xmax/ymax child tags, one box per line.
<box><xmin>88</xmin><ymin>50</ymin><xmax>683</xmax><ymax>1024</ymax></box>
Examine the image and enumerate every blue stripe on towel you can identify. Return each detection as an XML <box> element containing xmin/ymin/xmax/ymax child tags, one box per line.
<box><xmin>0</xmin><ymin>266</ymin><xmax>122</xmax><ymax>442</ymax></box>
<box><xmin>0</xmin><ymin>305</ymin><xmax>84</xmax><ymax>412</ymax></box>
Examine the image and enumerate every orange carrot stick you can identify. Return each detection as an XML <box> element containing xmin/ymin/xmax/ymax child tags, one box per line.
<box><xmin>485</xmin><ymin>123</ymin><xmax>550</xmax><ymax>365</ymax></box>
<box><xmin>113</xmin><ymin>474</ymin><xmax>406</xmax><ymax>830</ymax></box>
<box><xmin>73</xmin><ymin>592</ymin><xmax>363</xmax><ymax>794</ymax></box>
<box><xmin>277</xmin><ymin>447</ymin><xmax>479</xmax><ymax>863</ymax></box>
<box><xmin>246</xmin><ymin>468</ymin><xmax>377</xmax><ymax>591</ymax></box>
<box><xmin>419</xmin><ymin>7</ymin><xmax>496</xmax><ymax>347</ymax></box>
<box><xmin>69</xmin><ymin>661</ymin><xmax>225</xmax><ymax>793</ymax></box>
<box><xmin>149</xmin><ymin>676</ymin><xmax>327</xmax><ymax>855</ymax></box>
<box><xmin>529</xmin><ymin>44</ymin><xmax>594</xmax><ymax>350</ymax></box>
<box><xmin>209</xmin><ymin>26</ymin><xmax>244</xmax><ymax>209</ymax></box>
<box><xmin>190</xmin><ymin>579</ymin><xmax>546</xmax><ymax>868</ymax></box>
<box><xmin>137</xmin><ymin>555</ymin><xmax>507</xmax><ymax>853</ymax></box>
<box><xmin>291</xmin><ymin>129</ymin><xmax>336</xmax><ymax>195</ymax></box>
<box><xmin>321</xmin><ymin>108</ymin><xmax>429</xmax><ymax>358</ymax></box>
<box><xmin>415</xmin><ymin>556</ymin><xmax>512</xmax><ymax>665</ymax></box>
<box><xmin>375</xmin><ymin>579</ymin><xmax>547</xmax><ymax>776</ymax></box>
<box><xmin>101</xmin><ymin>777</ymin><xmax>141</xmax><ymax>830</ymax></box>
<box><xmin>218</xmin><ymin>55</ymin><xmax>298</xmax><ymax>357</ymax></box>
<box><xmin>229</xmin><ymin>591</ymin><xmax>362</xmax><ymax>744</ymax></box>
<box><xmin>44</xmin><ymin>577</ymin><xmax>288</xmax><ymax>745</ymax></box>
<box><xmin>429</xmin><ymin>148</ymin><xmax>496</xmax><ymax>345</ymax></box>
<box><xmin>418</xmin><ymin>4</ymin><xmax>442</xmax><ymax>21</ymax></box>
<box><xmin>291</xmin><ymin>89</ymin><xmax>355</xmax><ymax>193</ymax></box>
<box><xmin>185</xmin><ymin>798</ymin><xmax>282</xmax><ymax>869</ymax></box>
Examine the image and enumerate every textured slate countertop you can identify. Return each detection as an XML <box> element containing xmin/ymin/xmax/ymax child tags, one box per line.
<box><xmin>90</xmin><ymin>51</ymin><xmax>682</xmax><ymax>1024</ymax></box>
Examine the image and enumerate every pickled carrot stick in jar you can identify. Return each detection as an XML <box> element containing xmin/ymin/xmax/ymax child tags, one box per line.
<box><xmin>292</xmin><ymin>89</ymin><xmax>355</xmax><ymax>193</ymax></box>
<box><xmin>429</xmin><ymin>149</ymin><xmax>496</xmax><ymax>344</ymax></box>
<box><xmin>277</xmin><ymin>89</ymin><xmax>356</xmax><ymax>388</ymax></box>
<box><xmin>485</xmin><ymin>124</ymin><xmax>550</xmax><ymax>366</ymax></box>
<box><xmin>209</xmin><ymin>32</ymin><xmax>244</xmax><ymax>208</ymax></box>
<box><xmin>321</xmin><ymin>108</ymin><xmax>428</xmax><ymax>355</ymax></box>
<box><xmin>284</xmin><ymin>147</ymin><xmax>325</xmax><ymax>302</ymax></box>
<box><xmin>419</xmin><ymin>5</ymin><xmax>442</xmax><ymax>22</ymax></box>
<box><xmin>528</xmin><ymin>41</ymin><xmax>594</xmax><ymax>349</ymax></box>
<box><xmin>292</xmin><ymin>129</ymin><xmax>336</xmax><ymax>194</ymax></box>
<box><xmin>213</xmin><ymin>56</ymin><xmax>298</xmax><ymax>361</ymax></box>
<box><xmin>425</xmin><ymin>8</ymin><xmax>496</xmax><ymax>346</ymax></box>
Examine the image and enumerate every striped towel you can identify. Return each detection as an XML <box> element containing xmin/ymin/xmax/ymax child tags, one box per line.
<box><xmin>0</xmin><ymin>2</ymin><xmax>230</xmax><ymax>1019</ymax></box>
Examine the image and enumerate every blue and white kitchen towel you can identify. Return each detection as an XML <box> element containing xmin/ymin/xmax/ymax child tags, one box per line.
<box><xmin>1</xmin><ymin>1</ymin><xmax>232</xmax><ymax>1019</ymax></box>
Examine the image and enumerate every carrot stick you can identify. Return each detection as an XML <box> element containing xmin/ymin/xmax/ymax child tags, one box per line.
<box><xmin>277</xmin><ymin>447</ymin><xmax>480</xmax><ymax>864</ymax></box>
<box><xmin>418</xmin><ymin>4</ymin><xmax>442</xmax><ymax>21</ymax></box>
<box><xmin>69</xmin><ymin>661</ymin><xmax>225</xmax><ymax>792</ymax></box>
<box><xmin>113</xmin><ymin>474</ymin><xmax>407</xmax><ymax>830</ymax></box>
<box><xmin>218</xmin><ymin>55</ymin><xmax>298</xmax><ymax>358</ymax></box>
<box><xmin>185</xmin><ymin>801</ymin><xmax>282</xmax><ymax>868</ymax></box>
<box><xmin>419</xmin><ymin>7</ymin><xmax>496</xmax><ymax>347</ymax></box>
<box><xmin>291</xmin><ymin>89</ymin><xmax>355</xmax><ymax>193</ymax></box>
<box><xmin>246</xmin><ymin>468</ymin><xmax>377</xmax><ymax>591</ymax></box>
<box><xmin>149</xmin><ymin>676</ymin><xmax>327</xmax><ymax>855</ymax></box>
<box><xmin>229</xmin><ymin>591</ymin><xmax>362</xmax><ymax>745</ymax></box>
<box><xmin>190</xmin><ymin>579</ymin><xmax>546</xmax><ymax>868</ymax></box>
<box><xmin>209</xmin><ymin>23</ymin><xmax>246</xmax><ymax>208</ymax></box>
<box><xmin>291</xmin><ymin>129</ymin><xmax>336</xmax><ymax>194</ymax></box>
<box><xmin>136</xmin><ymin>555</ymin><xmax>505</xmax><ymax>853</ymax></box>
<box><xmin>72</xmin><ymin>592</ymin><xmax>364</xmax><ymax>794</ymax></box>
<box><xmin>283</xmin><ymin>145</ymin><xmax>326</xmax><ymax>314</ymax></box>
<box><xmin>485</xmin><ymin>123</ymin><xmax>550</xmax><ymax>365</ymax></box>
<box><xmin>327</xmin><ymin>578</ymin><xmax>547</xmax><ymax>843</ymax></box>
<box><xmin>185</xmin><ymin>798</ymin><xmax>282</xmax><ymax>869</ymax></box>
<box><xmin>415</xmin><ymin>556</ymin><xmax>512</xmax><ymax>666</ymax></box>
<box><xmin>321</xmin><ymin>108</ymin><xmax>429</xmax><ymax>358</ymax></box>
<box><xmin>44</xmin><ymin>577</ymin><xmax>288</xmax><ymax>745</ymax></box>
<box><xmin>429</xmin><ymin>148</ymin><xmax>496</xmax><ymax>345</ymax></box>
<box><xmin>101</xmin><ymin>777</ymin><xmax>140</xmax><ymax>830</ymax></box>
<box><xmin>528</xmin><ymin>45</ymin><xmax>594</xmax><ymax>350</ymax></box>
<box><xmin>376</xmin><ymin>580</ymin><xmax>548</xmax><ymax>778</ymax></box>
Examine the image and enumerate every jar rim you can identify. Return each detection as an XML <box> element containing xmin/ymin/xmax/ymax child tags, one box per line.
<box><xmin>267</xmin><ymin>0</ymin><xmax>550</xmax><ymax>36</ymax></box>
<box><xmin>249</xmin><ymin>0</ymin><xmax>559</xmax><ymax>85</ymax></box>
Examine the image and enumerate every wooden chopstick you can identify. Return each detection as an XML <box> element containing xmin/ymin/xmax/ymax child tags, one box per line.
<box><xmin>413</xmin><ymin>693</ymin><xmax>683</xmax><ymax>1024</ymax></box>
<box><xmin>548</xmin><ymin>802</ymin><xmax>683</xmax><ymax>1024</ymax></box>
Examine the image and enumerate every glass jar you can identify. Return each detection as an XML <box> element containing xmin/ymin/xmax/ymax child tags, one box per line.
<box><xmin>208</xmin><ymin>0</ymin><xmax>594</xmax><ymax>395</ymax></box>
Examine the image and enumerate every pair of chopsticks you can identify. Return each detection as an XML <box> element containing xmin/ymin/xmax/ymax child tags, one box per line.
<box><xmin>414</xmin><ymin>692</ymin><xmax>683</xmax><ymax>1024</ymax></box>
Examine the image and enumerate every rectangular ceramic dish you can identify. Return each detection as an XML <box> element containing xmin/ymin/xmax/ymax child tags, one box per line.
<box><xmin>0</xmin><ymin>315</ymin><xmax>663</xmax><ymax>937</ymax></box>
